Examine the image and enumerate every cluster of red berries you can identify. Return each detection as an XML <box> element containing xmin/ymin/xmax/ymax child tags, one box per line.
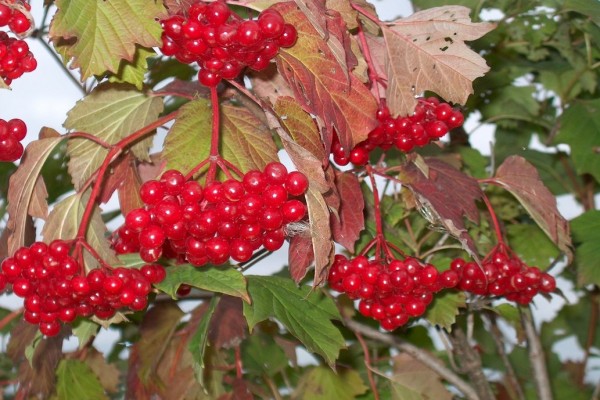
<box><xmin>0</xmin><ymin>117</ymin><xmax>25</xmax><ymax>161</ymax></box>
<box><xmin>328</xmin><ymin>255</ymin><xmax>459</xmax><ymax>331</ymax></box>
<box><xmin>0</xmin><ymin>2</ymin><xmax>31</xmax><ymax>34</ymax></box>
<box><xmin>333</xmin><ymin>98</ymin><xmax>465</xmax><ymax>166</ymax></box>
<box><xmin>112</xmin><ymin>162</ymin><xmax>309</xmax><ymax>267</ymax></box>
<box><xmin>0</xmin><ymin>240</ymin><xmax>166</xmax><ymax>336</ymax></box>
<box><xmin>160</xmin><ymin>0</ymin><xmax>297</xmax><ymax>87</ymax></box>
<box><xmin>0</xmin><ymin>2</ymin><xmax>36</xmax><ymax>86</ymax></box>
<box><xmin>451</xmin><ymin>247</ymin><xmax>556</xmax><ymax>305</ymax></box>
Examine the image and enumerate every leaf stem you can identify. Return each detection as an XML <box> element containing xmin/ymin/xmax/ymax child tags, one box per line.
<box><xmin>481</xmin><ymin>192</ymin><xmax>505</xmax><ymax>246</ymax></box>
<box><xmin>67</xmin><ymin>132</ymin><xmax>111</xmax><ymax>148</ymax></box>
<box><xmin>351</xmin><ymin>3</ymin><xmax>383</xmax><ymax>26</ymax></box>
<box><xmin>365</xmin><ymin>165</ymin><xmax>387</xmax><ymax>260</ymax></box>
<box><xmin>356</xmin><ymin>23</ymin><xmax>382</xmax><ymax>102</ymax></box>
<box><xmin>354</xmin><ymin>330</ymin><xmax>380</xmax><ymax>400</ymax></box>
<box><xmin>206</xmin><ymin>86</ymin><xmax>221</xmax><ymax>184</ymax></box>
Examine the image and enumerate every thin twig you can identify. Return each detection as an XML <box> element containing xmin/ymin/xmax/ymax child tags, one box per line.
<box><xmin>450</xmin><ymin>327</ymin><xmax>495</xmax><ymax>400</ymax></box>
<box><xmin>355</xmin><ymin>330</ymin><xmax>380</xmax><ymax>400</ymax></box>
<box><xmin>521</xmin><ymin>307</ymin><xmax>553</xmax><ymax>400</ymax></box>
<box><xmin>343</xmin><ymin>318</ymin><xmax>480</xmax><ymax>400</ymax></box>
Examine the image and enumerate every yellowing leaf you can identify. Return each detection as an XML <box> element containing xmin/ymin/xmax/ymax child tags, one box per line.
<box><xmin>383</xmin><ymin>6</ymin><xmax>495</xmax><ymax>116</ymax></box>
<box><xmin>65</xmin><ymin>85</ymin><xmax>163</xmax><ymax>190</ymax></box>
<box><xmin>49</xmin><ymin>0</ymin><xmax>166</xmax><ymax>80</ymax></box>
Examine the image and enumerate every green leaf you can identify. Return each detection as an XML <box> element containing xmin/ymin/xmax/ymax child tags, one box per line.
<box><xmin>163</xmin><ymin>98</ymin><xmax>212</xmax><ymax>177</ymax></box>
<box><xmin>563</xmin><ymin>0</ymin><xmax>600</xmax><ymax>26</ymax></box>
<box><xmin>72</xmin><ymin>319</ymin><xmax>100</xmax><ymax>350</ymax></box>
<box><xmin>556</xmin><ymin>98</ymin><xmax>600</xmax><ymax>182</ymax></box>
<box><xmin>188</xmin><ymin>296</ymin><xmax>219</xmax><ymax>384</ymax></box>
<box><xmin>480</xmin><ymin>86</ymin><xmax>540</xmax><ymax>129</ymax></box>
<box><xmin>424</xmin><ymin>290</ymin><xmax>465</xmax><ymax>330</ymax></box>
<box><xmin>241</xmin><ymin>332</ymin><xmax>288</xmax><ymax>376</ymax></box>
<box><xmin>49</xmin><ymin>0</ymin><xmax>166</xmax><ymax>79</ymax></box>
<box><xmin>108</xmin><ymin>46</ymin><xmax>156</xmax><ymax>89</ymax></box>
<box><xmin>243</xmin><ymin>275</ymin><xmax>344</xmax><ymax>366</ymax></box>
<box><xmin>221</xmin><ymin>103</ymin><xmax>279</xmax><ymax>173</ymax></box>
<box><xmin>155</xmin><ymin>264</ymin><xmax>250</xmax><ymax>303</ymax></box>
<box><xmin>294</xmin><ymin>366</ymin><xmax>368</xmax><ymax>400</ymax></box>
<box><xmin>55</xmin><ymin>359</ymin><xmax>107</xmax><ymax>400</ymax></box>
<box><xmin>116</xmin><ymin>253</ymin><xmax>147</xmax><ymax>269</ymax></box>
<box><xmin>65</xmin><ymin>85</ymin><xmax>164</xmax><ymax>190</ymax></box>
<box><xmin>507</xmin><ymin>223</ymin><xmax>559</xmax><ymax>267</ymax></box>
<box><xmin>571</xmin><ymin>210</ymin><xmax>600</xmax><ymax>286</ymax></box>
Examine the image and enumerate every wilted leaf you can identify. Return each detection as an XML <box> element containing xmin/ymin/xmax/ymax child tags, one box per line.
<box><xmin>306</xmin><ymin>186</ymin><xmax>334</xmax><ymax>285</ymax></box>
<box><xmin>56</xmin><ymin>359</ymin><xmax>107</xmax><ymax>400</ymax></box>
<box><xmin>571</xmin><ymin>210</ymin><xmax>600</xmax><ymax>286</ymax></box>
<box><xmin>50</xmin><ymin>0</ymin><xmax>166</xmax><ymax>79</ymax></box>
<box><xmin>331</xmin><ymin>171</ymin><xmax>365</xmax><ymax>252</ymax></box>
<box><xmin>274</xmin><ymin>2</ymin><xmax>378</xmax><ymax>151</ymax></box>
<box><xmin>65</xmin><ymin>85</ymin><xmax>164</xmax><ymax>190</ymax></box>
<box><xmin>399</xmin><ymin>156</ymin><xmax>483</xmax><ymax>259</ymax></box>
<box><xmin>155</xmin><ymin>264</ymin><xmax>250</xmax><ymax>303</ymax></box>
<box><xmin>243</xmin><ymin>275</ymin><xmax>344</xmax><ymax>366</ymax></box>
<box><xmin>383</xmin><ymin>6</ymin><xmax>494</xmax><ymax>116</ymax></box>
<box><xmin>6</xmin><ymin>136</ymin><xmax>63</xmax><ymax>255</ymax></box>
<box><xmin>294</xmin><ymin>366</ymin><xmax>368</xmax><ymax>399</ymax></box>
<box><xmin>28</xmin><ymin>177</ymin><xmax>49</xmax><ymax>220</ymax></box>
<box><xmin>288</xmin><ymin>235</ymin><xmax>315</xmax><ymax>283</ymax></box>
<box><xmin>424</xmin><ymin>290</ymin><xmax>465</xmax><ymax>330</ymax></box>
<box><xmin>492</xmin><ymin>156</ymin><xmax>572</xmax><ymax>261</ymax></box>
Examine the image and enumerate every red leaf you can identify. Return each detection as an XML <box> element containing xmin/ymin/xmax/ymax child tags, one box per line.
<box><xmin>491</xmin><ymin>156</ymin><xmax>573</xmax><ymax>261</ymax></box>
<box><xmin>249</xmin><ymin>64</ymin><xmax>296</xmax><ymax>106</ymax></box>
<box><xmin>118</xmin><ymin>155</ymin><xmax>145</xmax><ymax>215</ymax></box>
<box><xmin>208</xmin><ymin>296</ymin><xmax>248</xmax><ymax>349</ymax></box>
<box><xmin>288</xmin><ymin>234</ymin><xmax>315</xmax><ymax>283</ymax></box>
<box><xmin>399</xmin><ymin>156</ymin><xmax>483</xmax><ymax>259</ymax></box>
<box><xmin>331</xmin><ymin>171</ymin><xmax>365</xmax><ymax>252</ymax></box>
<box><xmin>273</xmin><ymin>2</ymin><xmax>378</xmax><ymax>152</ymax></box>
<box><xmin>306</xmin><ymin>186</ymin><xmax>335</xmax><ymax>285</ymax></box>
<box><xmin>98</xmin><ymin>154</ymin><xmax>130</xmax><ymax>204</ymax></box>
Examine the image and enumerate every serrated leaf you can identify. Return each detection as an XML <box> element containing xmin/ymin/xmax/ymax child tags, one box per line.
<box><xmin>221</xmin><ymin>103</ymin><xmax>279</xmax><ymax>173</ymax></box>
<box><xmin>571</xmin><ymin>210</ymin><xmax>600</xmax><ymax>286</ymax></box>
<box><xmin>55</xmin><ymin>359</ymin><xmax>107</xmax><ymax>400</ymax></box>
<box><xmin>108</xmin><ymin>46</ymin><xmax>156</xmax><ymax>89</ymax></box>
<box><xmin>331</xmin><ymin>171</ymin><xmax>365</xmax><ymax>252</ymax></box>
<box><xmin>72</xmin><ymin>319</ymin><xmax>100</xmax><ymax>350</ymax></box>
<box><xmin>155</xmin><ymin>264</ymin><xmax>250</xmax><ymax>303</ymax></box>
<box><xmin>41</xmin><ymin>190</ymin><xmax>120</xmax><ymax>269</ymax></box>
<box><xmin>243</xmin><ymin>275</ymin><xmax>344</xmax><ymax>366</ymax></box>
<box><xmin>399</xmin><ymin>156</ymin><xmax>483</xmax><ymax>260</ymax></box>
<box><xmin>383</xmin><ymin>6</ymin><xmax>494</xmax><ymax>116</ymax></box>
<box><xmin>506</xmin><ymin>224</ymin><xmax>559</xmax><ymax>267</ymax></box>
<box><xmin>424</xmin><ymin>290</ymin><xmax>465</xmax><ymax>329</ymax></box>
<box><xmin>492</xmin><ymin>156</ymin><xmax>572</xmax><ymax>261</ymax></box>
<box><xmin>6</xmin><ymin>136</ymin><xmax>63</xmax><ymax>255</ymax></box>
<box><xmin>49</xmin><ymin>0</ymin><xmax>166</xmax><ymax>80</ymax></box>
<box><xmin>163</xmin><ymin>98</ymin><xmax>212</xmax><ymax>176</ymax></box>
<box><xmin>294</xmin><ymin>366</ymin><xmax>368</xmax><ymax>399</ymax></box>
<box><xmin>188</xmin><ymin>296</ymin><xmax>219</xmax><ymax>382</ymax></box>
<box><xmin>65</xmin><ymin>85</ymin><xmax>164</xmax><ymax>190</ymax></box>
<box><xmin>306</xmin><ymin>186</ymin><xmax>334</xmax><ymax>285</ymax></box>
<box><xmin>274</xmin><ymin>2</ymin><xmax>378</xmax><ymax>151</ymax></box>
<box><xmin>556</xmin><ymin>98</ymin><xmax>600</xmax><ymax>182</ymax></box>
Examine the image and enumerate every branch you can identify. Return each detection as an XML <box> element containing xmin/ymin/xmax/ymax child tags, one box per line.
<box><xmin>343</xmin><ymin>318</ymin><xmax>480</xmax><ymax>400</ymax></box>
<box><xmin>521</xmin><ymin>307</ymin><xmax>553</xmax><ymax>400</ymax></box>
<box><xmin>450</xmin><ymin>327</ymin><xmax>495</xmax><ymax>400</ymax></box>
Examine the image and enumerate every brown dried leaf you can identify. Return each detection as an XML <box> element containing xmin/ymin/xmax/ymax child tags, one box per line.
<box><xmin>326</xmin><ymin>0</ymin><xmax>358</xmax><ymax>30</ymax></box>
<box><xmin>6</xmin><ymin>136</ymin><xmax>63</xmax><ymax>255</ymax></box>
<box><xmin>164</xmin><ymin>0</ymin><xmax>196</xmax><ymax>14</ymax></box>
<box><xmin>492</xmin><ymin>156</ymin><xmax>573</xmax><ymax>261</ymax></box>
<box><xmin>383</xmin><ymin>6</ymin><xmax>495</xmax><ymax>116</ymax></box>
<box><xmin>118</xmin><ymin>157</ymin><xmax>145</xmax><ymax>215</ymax></box>
<box><xmin>248</xmin><ymin>64</ymin><xmax>295</xmax><ymax>106</ymax></box>
<box><xmin>84</xmin><ymin>348</ymin><xmax>121</xmax><ymax>393</ymax></box>
<box><xmin>399</xmin><ymin>156</ymin><xmax>483</xmax><ymax>259</ymax></box>
<box><xmin>306</xmin><ymin>186</ymin><xmax>334</xmax><ymax>285</ymax></box>
<box><xmin>28</xmin><ymin>176</ymin><xmax>49</xmax><ymax>219</ymax></box>
<box><xmin>208</xmin><ymin>296</ymin><xmax>248</xmax><ymax>349</ymax></box>
<box><xmin>331</xmin><ymin>171</ymin><xmax>364</xmax><ymax>252</ymax></box>
<box><xmin>274</xmin><ymin>2</ymin><xmax>378</xmax><ymax>151</ymax></box>
<box><xmin>288</xmin><ymin>234</ymin><xmax>315</xmax><ymax>283</ymax></box>
<box><xmin>364</xmin><ymin>33</ymin><xmax>388</xmax><ymax>99</ymax></box>
<box><xmin>389</xmin><ymin>353</ymin><xmax>453</xmax><ymax>399</ymax></box>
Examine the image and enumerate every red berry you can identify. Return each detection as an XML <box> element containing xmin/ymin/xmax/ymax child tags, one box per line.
<box><xmin>285</xmin><ymin>171</ymin><xmax>309</xmax><ymax>196</ymax></box>
<box><xmin>39</xmin><ymin>321</ymin><xmax>61</xmax><ymax>337</ymax></box>
<box><xmin>8</xmin><ymin>11</ymin><xmax>30</xmax><ymax>34</ymax></box>
<box><xmin>263</xmin><ymin>162</ymin><xmax>288</xmax><ymax>185</ymax></box>
<box><xmin>278</xmin><ymin>24</ymin><xmax>297</xmax><ymax>47</ymax></box>
<box><xmin>7</xmin><ymin>118</ymin><xmax>26</xmax><ymax>140</ymax></box>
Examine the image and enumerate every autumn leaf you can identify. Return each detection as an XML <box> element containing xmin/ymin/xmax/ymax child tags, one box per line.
<box><xmin>208</xmin><ymin>296</ymin><xmax>247</xmax><ymax>349</ymax></box>
<box><xmin>294</xmin><ymin>366</ymin><xmax>368</xmax><ymax>399</ymax></box>
<box><xmin>491</xmin><ymin>155</ymin><xmax>573</xmax><ymax>261</ymax></box>
<box><xmin>6</xmin><ymin>136</ymin><xmax>63</xmax><ymax>255</ymax></box>
<box><xmin>331</xmin><ymin>171</ymin><xmax>365</xmax><ymax>252</ymax></box>
<box><xmin>49</xmin><ymin>0</ymin><xmax>166</xmax><ymax>80</ymax></box>
<box><xmin>64</xmin><ymin>84</ymin><xmax>164</xmax><ymax>190</ymax></box>
<box><xmin>288</xmin><ymin>235</ymin><xmax>315</xmax><ymax>283</ymax></box>
<box><xmin>387</xmin><ymin>353</ymin><xmax>454</xmax><ymax>400</ymax></box>
<box><xmin>383</xmin><ymin>6</ymin><xmax>495</xmax><ymax>116</ymax></box>
<box><xmin>398</xmin><ymin>155</ymin><xmax>483</xmax><ymax>259</ymax></box>
<box><xmin>306</xmin><ymin>186</ymin><xmax>335</xmax><ymax>285</ymax></box>
<box><xmin>107</xmin><ymin>46</ymin><xmax>157</xmax><ymax>90</ymax></box>
<box><xmin>273</xmin><ymin>2</ymin><xmax>378</xmax><ymax>152</ymax></box>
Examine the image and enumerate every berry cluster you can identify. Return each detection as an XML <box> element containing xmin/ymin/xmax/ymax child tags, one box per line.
<box><xmin>333</xmin><ymin>98</ymin><xmax>465</xmax><ymax>166</ymax></box>
<box><xmin>160</xmin><ymin>0</ymin><xmax>297</xmax><ymax>87</ymax></box>
<box><xmin>113</xmin><ymin>162</ymin><xmax>309</xmax><ymax>267</ymax></box>
<box><xmin>0</xmin><ymin>117</ymin><xmax>25</xmax><ymax>161</ymax></box>
<box><xmin>0</xmin><ymin>2</ymin><xmax>31</xmax><ymax>34</ymax></box>
<box><xmin>451</xmin><ymin>247</ymin><xmax>556</xmax><ymax>305</ymax></box>
<box><xmin>0</xmin><ymin>240</ymin><xmax>166</xmax><ymax>336</ymax></box>
<box><xmin>328</xmin><ymin>255</ymin><xmax>459</xmax><ymax>331</ymax></box>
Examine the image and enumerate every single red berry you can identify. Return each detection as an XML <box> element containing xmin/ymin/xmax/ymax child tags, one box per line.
<box><xmin>258</xmin><ymin>9</ymin><xmax>285</xmax><ymax>39</ymax></box>
<box><xmin>263</xmin><ymin>162</ymin><xmax>288</xmax><ymax>185</ymax></box>
<box><xmin>39</xmin><ymin>320</ymin><xmax>61</xmax><ymax>337</ymax></box>
<box><xmin>8</xmin><ymin>11</ymin><xmax>30</xmax><ymax>34</ymax></box>
<box><xmin>139</xmin><ymin>225</ymin><xmax>166</xmax><ymax>248</ymax></box>
<box><xmin>205</xmin><ymin>1</ymin><xmax>231</xmax><ymax>25</ymax></box>
<box><xmin>140</xmin><ymin>180</ymin><xmax>164</xmax><ymax>205</ymax></box>
<box><xmin>278</xmin><ymin>24</ymin><xmax>297</xmax><ymax>47</ymax></box>
<box><xmin>540</xmin><ymin>273</ymin><xmax>556</xmax><ymax>292</ymax></box>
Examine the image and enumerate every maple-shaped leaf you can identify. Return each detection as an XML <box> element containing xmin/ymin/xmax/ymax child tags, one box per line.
<box><xmin>398</xmin><ymin>155</ymin><xmax>483</xmax><ymax>259</ymax></box>
<box><xmin>331</xmin><ymin>171</ymin><xmax>365</xmax><ymax>252</ymax></box>
<box><xmin>65</xmin><ymin>84</ymin><xmax>163</xmax><ymax>190</ymax></box>
<box><xmin>273</xmin><ymin>2</ymin><xmax>378</xmax><ymax>151</ymax></box>
<box><xmin>491</xmin><ymin>156</ymin><xmax>573</xmax><ymax>261</ymax></box>
<box><xmin>49</xmin><ymin>0</ymin><xmax>166</xmax><ymax>80</ymax></box>
<box><xmin>383</xmin><ymin>6</ymin><xmax>495</xmax><ymax>116</ymax></box>
<box><xmin>6</xmin><ymin>136</ymin><xmax>63</xmax><ymax>255</ymax></box>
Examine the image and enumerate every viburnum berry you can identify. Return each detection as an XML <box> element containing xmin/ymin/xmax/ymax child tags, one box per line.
<box><xmin>0</xmin><ymin>118</ymin><xmax>27</xmax><ymax>162</ymax></box>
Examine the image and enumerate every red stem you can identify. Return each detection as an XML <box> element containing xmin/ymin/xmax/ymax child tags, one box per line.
<box><xmin>78</xmin><ymin>239</ymin><xmax>113</xmax><ymax>270</ymax></box>
<box><xmin>206</xmin><ymin>86</ymin><xmax>221</xmax><ymax>184</ymax></box>
<box><xmin>351</xmin><ymin>3</ymin><xmax>383</xmax><ymax>25</ymax></box>
<box><xmin>235</xmin><ymin>345</ymin><xmax>243</xmax><ymax>379</ymax></box>
<box><xmin>0</xmin><ymin>307</ymin><xmax>23</xmax><ymax>331</ymax></box>
<box><xmin>482</xmin><ymin>193</ymin><xmax>505</xmax><ymax>246</ymax></box>
<box><xmin>355</xmin><ymin>331</ymin><xmax>380</xmax><ymax>400</ymax></box>
<box><xmin>67</xmin><ymin>131</ymin><xmax>111</xmax><ymax>148</ymax></box>
<box><xmin>357</xmin><ymin>23</ymin><xmax>383</xmax><ymax>101</ymax></box>
<box><xmin>366</xmin><ymin>165</ymin><xmax>388</xmax><ymax>260</ymax></box>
